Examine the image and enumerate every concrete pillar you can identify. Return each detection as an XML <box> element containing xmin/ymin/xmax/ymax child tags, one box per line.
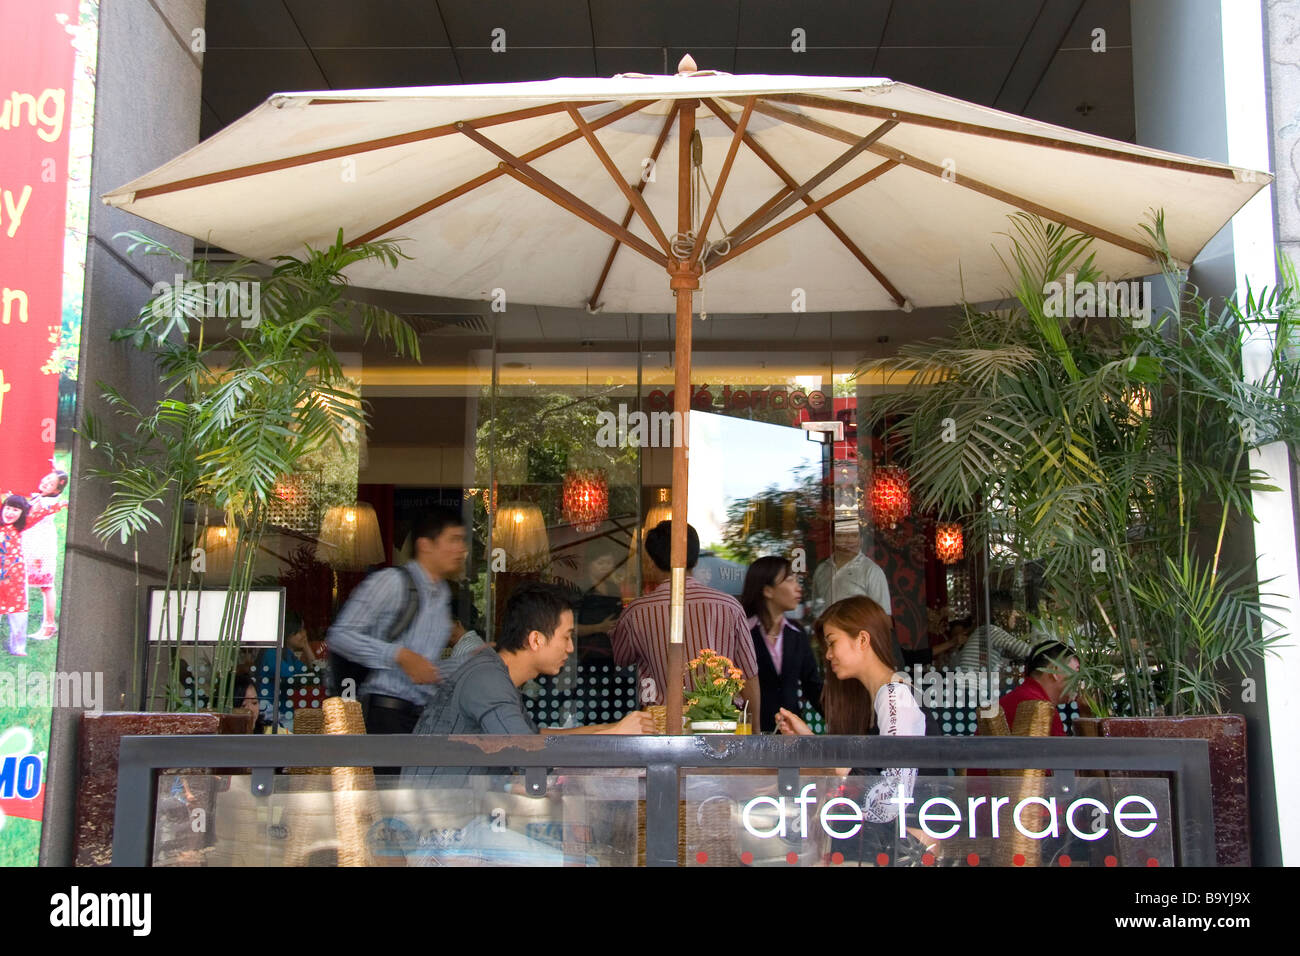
<box><xmin>1133</xmin><ymin>0</ymin><xmax>1300</xmax><ymax>865</ymax></box>
<box><xmin>40</xmin><ymin>0</ymin><xmax>206</xmax><ymax>866</ymax></box>
<box><xmin>1256</xmin><ymin>0</ymin><xmax>1300</xmax><ymax>868</ymax></box>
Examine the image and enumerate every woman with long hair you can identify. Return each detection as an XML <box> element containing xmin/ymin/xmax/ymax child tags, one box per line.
<box><xmin>740</xmin><ymin>555</ymin><xmax>822</xmax><ymax>733</ymax></box>
<box><xmin>776</xmin><ymin>595</ymin><xmax>925</xmax><ymax>826</ymax></box>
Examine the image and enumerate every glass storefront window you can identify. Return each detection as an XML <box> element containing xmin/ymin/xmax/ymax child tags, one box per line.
<box><xmin>148</xmin><ymin>305</ymin><xmax>995</xmax><ymax>737</ymax></box>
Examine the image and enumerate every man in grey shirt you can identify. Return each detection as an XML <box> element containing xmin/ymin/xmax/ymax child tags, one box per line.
<box><xmin>403</xmin><ymin>583</ymin><xmax>653</xmax><ymax>780</ymax></box>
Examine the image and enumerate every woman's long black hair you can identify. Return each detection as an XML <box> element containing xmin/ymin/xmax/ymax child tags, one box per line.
<box><xmin>741</xmin><ymin>555</ymin><xmax>794</xmax><ymax>635</ymax></box>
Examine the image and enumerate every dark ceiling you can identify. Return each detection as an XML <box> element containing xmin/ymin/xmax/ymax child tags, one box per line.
<box><xmin>200</xmin><ymin>0</ymin><xmax>1135</xmax><ymax>142</ymax></box>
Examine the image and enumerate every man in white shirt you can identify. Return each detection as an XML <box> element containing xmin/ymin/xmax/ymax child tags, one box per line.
<box><xmin>810</xmin><ymin>519</ymin><xmax>893</xmax><ymax>616</ymax></box>
<box><xmin>810</xmin><ymin>519</ymin><xmax>900</xmax><ymax>666</ymax></box>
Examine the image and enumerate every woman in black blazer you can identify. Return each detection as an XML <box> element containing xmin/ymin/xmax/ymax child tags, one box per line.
<box><xmin>741</xmin><ymin>556</ymin><xmax>824</xmax><ymax>733</ymax></box>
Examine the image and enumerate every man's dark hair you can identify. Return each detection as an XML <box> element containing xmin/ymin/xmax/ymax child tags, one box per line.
<box><xmin>411</xmin><ymin>506</ymin><xmax>464</xmax><ymax>545</ymax></box>
<box><xmin>497</xmin><ymin>583</ymin><xmax>572</xmax><ymax>653</ymax></box>
<box><xmin>1026</xmin><ymin>640</ymin><xmax>1076</xmax><ymax>676</ymax></box>
<box><xmin>283</xmin><ymin>610</ymin><xmax>304</xmax><ymax>638</ymax></box>
<box><xmin>232</xmin><ymin>671</ymin><xmax>256</xmax><ymax>702</ymax></box>
<box><xmin>988</xmin><ymin>590</ymin><xmax>1015</xmax><ymax>612</ymax></box>
<box><xmin>447</xmin><ymin>580</ymin><xmax>482</xmax><ymax>633</ymax></box>
<box><xmin>644</xmin><ymin>519</ymin><xmax>699</xmax><ymax>571</ymax></box>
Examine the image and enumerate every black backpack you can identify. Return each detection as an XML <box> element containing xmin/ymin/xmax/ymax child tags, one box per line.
<box><xmin>324</xmin><ymin>564</ymin><xmax>421</xmax><ymax>699</ymax></box>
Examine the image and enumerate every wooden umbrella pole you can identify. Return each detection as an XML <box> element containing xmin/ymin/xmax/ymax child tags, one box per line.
<box><xmin>666</xmin><ymin>97</ymin><xmax>700</xmax><ymax>735</ymax></box>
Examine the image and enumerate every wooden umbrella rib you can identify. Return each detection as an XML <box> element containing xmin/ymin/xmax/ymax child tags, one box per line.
<box><xmin>466</xmin><ymin>124</ymin><xmax>668</xmax><ymax>268</ymax></box>
<box><xmin>588</xmin><ymin>206</ymin><xmax>639</xmax><ymax>312</ymax></box>
<box><xmin>702</xmin><ymin>97</ymin><xmax>907</xmax><ymax>307</ymax></box>
<box><xmin>761</xmin><ymin>92</ymin><xmax>1240</xmax><ymax>179</ymax></box>
<box><xmin>686</xmin><ymin>96</ymin><xmax>756</xmax><ymax>271</ymax></box>
<box><xmin>132</xmin><ymin>99</ymin><xmax>610</xmax><ymax>201</ymax></box>
<box><xmin>349</xmin><ymin>99</ymin><xmax>653</xmax><ymax>247</ymax></box>
<box><xmin>812</xmin><ymin>207</ymin><xmax>908</xmax><ymax>307</ymax></box>
<box><xmin>869</xmin><ymin>142</ymin><xmax>1156</xmax><ymax>259</ymax></box>
<box><xmin>588</xmin><ymin>103</ymin><xmax>679</xmax><ymax>311</ymax></box>
<box><xmin>566</xmin><ymin>104</ymin><xmax>672</xmax><ymax>256</ymax></box>
<box><xmin>724</xmin><ymin>118</ymin><xmax>898</xmax><ymax>250</ymax></box>
<box><xmin>726</xmin><ymin>186</ymin><xmax>795</xmax><ymax>242</ymax></box>
<box><xmin>740</xmin><ymin>98</ymin><xmax>1156</xmax><ymax>262</ymax></box>
<box><xmin>741</xmin><ymin>97</ymin><xmax>861</xmax><ymax>146</ymax></box>
<box><xmin>495</xmin><ymin>164</ymin><xmax>665</xmax><ymax>267</ymax></box>
<box><xmin>708</xmin><ymin>161</ymin><xmax>898</xmax><ymax>270</ymax></box>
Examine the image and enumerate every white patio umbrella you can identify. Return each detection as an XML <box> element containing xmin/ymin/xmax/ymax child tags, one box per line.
<box><xmin>104</xmin><ymin>57</ymin><xmax>1270</xmax><ymax>729</ymax></box>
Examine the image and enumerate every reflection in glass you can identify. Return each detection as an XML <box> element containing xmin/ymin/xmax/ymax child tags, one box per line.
<box><xmin>152</xmin><ymin>773</ymin><xmax>638</xmax><ymax>867</ymax></box>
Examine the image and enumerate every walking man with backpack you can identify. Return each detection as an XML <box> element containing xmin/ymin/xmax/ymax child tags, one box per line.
<box><xmin>326</xmin><ymin>507</ymin><xmax>468</xmax><ymax>761</ymax></box>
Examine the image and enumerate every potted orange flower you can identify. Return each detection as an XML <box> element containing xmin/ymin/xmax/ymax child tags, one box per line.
<box><xmin>684</xmin><ymin>649</ymin><xmax>746</xmax><ymax>733</ymax></box>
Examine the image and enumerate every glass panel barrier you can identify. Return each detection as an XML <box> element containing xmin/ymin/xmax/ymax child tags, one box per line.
<box><xmin>150</xmin><ymin>770</ymin><xmax>1175</xmax><ymax>867</ymax></box>
<box><xmin>152</xmin><ymin>772</ymin><xmax>639</xmax><ymax>867</ymax></box>
<box><xmin>683</xmin><ymin>773</ymin><xmax>1174</xmax><ymax>867</ymax></box>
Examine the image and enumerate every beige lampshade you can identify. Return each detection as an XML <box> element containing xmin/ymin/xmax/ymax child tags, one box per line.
<box><xmin>316</xmin><ymin>503</ymin><xmax>384</xmax><ymax>570</ymax></box>
<box><xmin>629</xmin><ymin>492</ymin><xmax>674</xmax><ymax>588</ymax></box>
<box><xmin>643</xmin><ymin>502</ymin><xmax>673</xmax><ymax>536</ymax></box>
<box><xmin>492</xmin><ymin>501</ymin><xmax>550</xmax><ymax>571</ymax></box>
<box><xmin>197</xmin><ymin>524</ymin><xmax>239</xmax><ymax>576</ymax></box>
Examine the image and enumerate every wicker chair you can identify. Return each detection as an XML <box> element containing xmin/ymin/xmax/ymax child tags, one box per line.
<box><xmin>988</xmin><ymin>699</ymin><xmax>1056</xmax><ymax>867</ymax></box>
<box><xmin>286</xmin><ymin>705</ymin><xmax>329</xmax><ymax>775</ymax></box>
<box><xmin>320</xmin><ymin>697</ymin><xmax>386</xmax><ymax>866</ymax></box>
<box><xmin>280</xmin><ymin>697</ymin><xmax>387</xmax><ymax>867</ymax></box>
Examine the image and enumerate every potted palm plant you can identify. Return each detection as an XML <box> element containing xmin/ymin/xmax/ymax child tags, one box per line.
<box><xmin>84</xmin><ymin>229</ymin><xmax>419</xmax><ymax>712</ymax></box>
<box><xmin>857</xmin><ymin>212</ymin><xmax>1300</xmax><ymax>865</ymax></box>
<box><xmin>73</xmin><ymin>231</ymin><xmax>420</xmax><ymax>864</ymax></box>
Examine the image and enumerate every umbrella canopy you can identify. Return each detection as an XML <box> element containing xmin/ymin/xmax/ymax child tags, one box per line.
<box><xmin>104</xmin><ymin>61</ymin><xmax>1272</xmax><ymax>732</ymax></box>
<box><xmin>104</xmin><ymin>68</ymin><xmax>1268</xmax><ymax>314</ymax></box>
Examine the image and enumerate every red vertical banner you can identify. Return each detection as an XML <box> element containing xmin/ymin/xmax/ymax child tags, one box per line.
<box><xmin>0</xmin><ymin>1</ymin><xmax>78</xmax><ymax>489</ymax></box>
<box><xmin>0</xmin><ymin>0</ymin><xmax>91</xmax><ymax>864</ymax></box>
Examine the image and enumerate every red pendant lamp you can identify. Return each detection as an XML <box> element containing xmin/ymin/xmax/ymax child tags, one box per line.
<box><xmin>562</xmin><ymin>468</ymin><xmax>609</xmax><ymax>532</ymax></box>
<box><xmin>870</xmin><ymin>465</ymin><xmax>911</xmax><ymax>530</ymax></box>
<box><xmin>935</xmin><ymin>522</ymin><xmax>964</xmax><ymax>564</ymax></box>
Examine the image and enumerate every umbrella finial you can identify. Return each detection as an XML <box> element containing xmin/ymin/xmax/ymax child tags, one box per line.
<box><xmin>676</xmin><ymin>54</ymin><xmax>698</xmax><ymax>75</ymax></box>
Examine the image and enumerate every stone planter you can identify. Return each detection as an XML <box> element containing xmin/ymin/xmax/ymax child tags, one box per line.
<box><xmin>1073</xmin><ymin>714</ymin><xmax>1248</xmax><ymax>866</ymax></box>
<box><xmin>74</xmin><ymin>710</ymin><xmax>253</xmax><ymax>866</ymax></box>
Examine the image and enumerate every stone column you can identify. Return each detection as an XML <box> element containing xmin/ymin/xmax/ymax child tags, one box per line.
<box><xmin>1133</xmin><ymin>0</ymin><xmax>1300</xmax><ymax>866</ymax></box>
<box><xmin>40</xmin><ymin>0</ymin><xmax>206</xmax><ymax>866</ymax></box>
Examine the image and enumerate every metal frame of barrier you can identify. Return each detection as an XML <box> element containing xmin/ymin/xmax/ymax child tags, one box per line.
<box><xmin>111</xmin><ymin>734</ymin><xmax>1215</xmax><ymax>866</ymax></box>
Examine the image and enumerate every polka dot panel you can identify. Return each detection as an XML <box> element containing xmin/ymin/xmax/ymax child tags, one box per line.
<box><xmin>527</xmin><ymin>664</ymin><xmax>637</xmax><ymax>727</ymax></box>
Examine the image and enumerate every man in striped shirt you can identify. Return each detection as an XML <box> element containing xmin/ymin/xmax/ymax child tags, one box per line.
<box><xmin>612</xmin><ymin>521</ymin><xmax>760</xmax><ymax>717</ymax></box>
<box><xmin>953</xmin><ymin>593</ymin><xmax>1035</xmax><ymax>675</ymax></box>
